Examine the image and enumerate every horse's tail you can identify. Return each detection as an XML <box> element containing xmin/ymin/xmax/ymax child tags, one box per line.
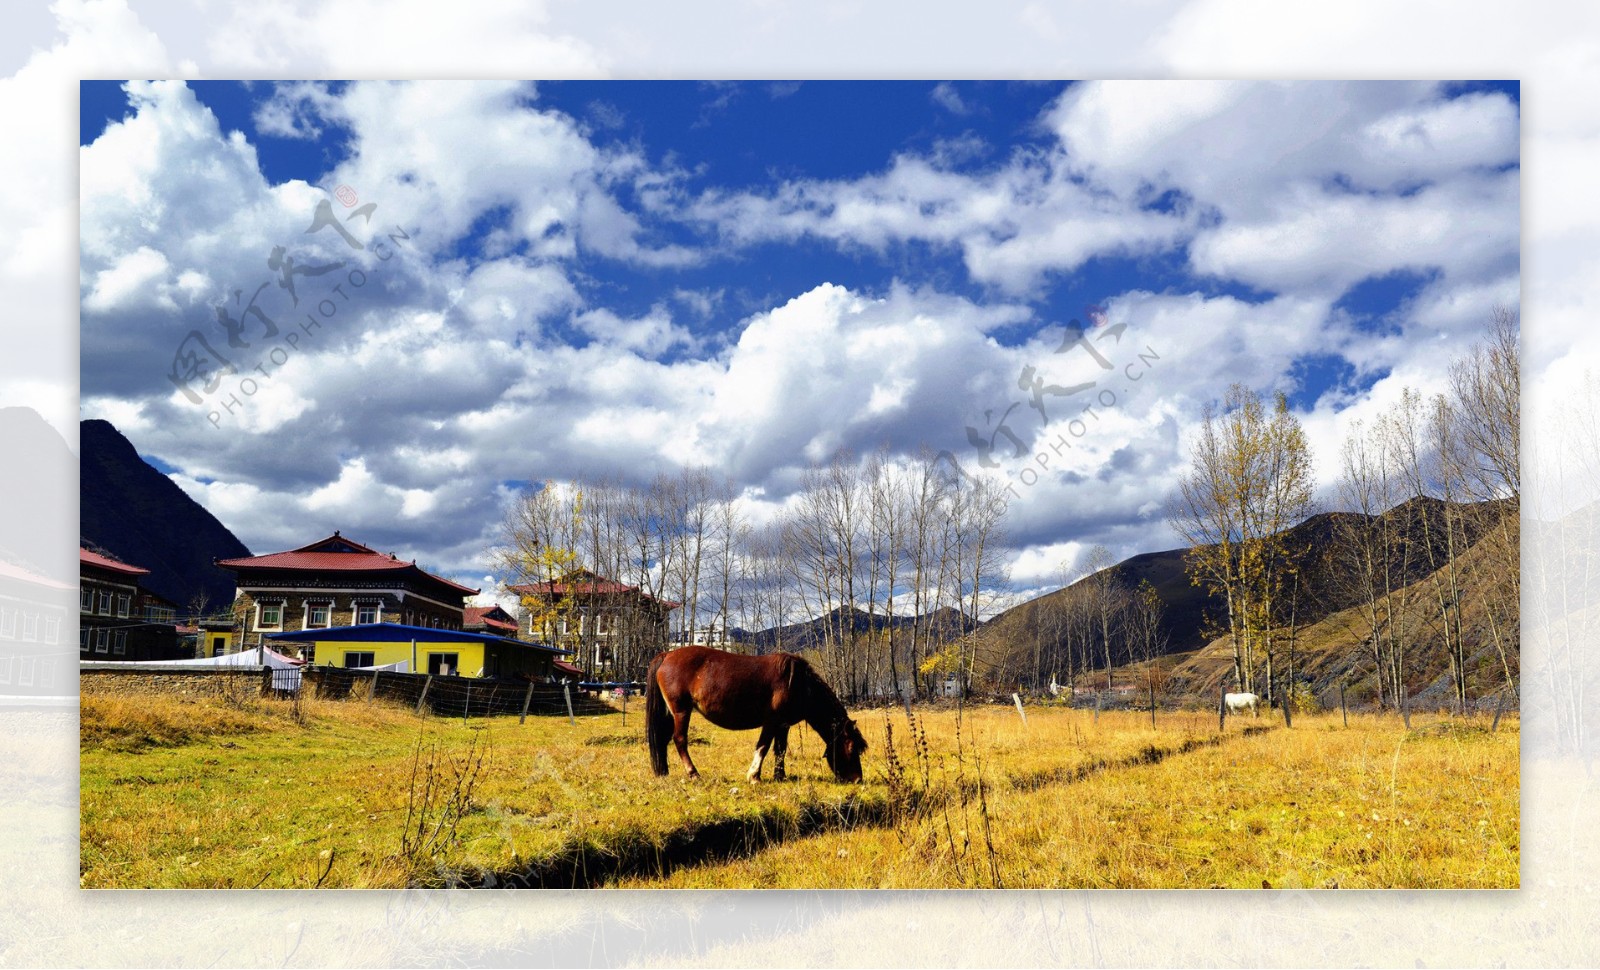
<box><xmin>645</xmin><ymin>652</ymin><xmax>671</xmax><ymax>776</ymax></box>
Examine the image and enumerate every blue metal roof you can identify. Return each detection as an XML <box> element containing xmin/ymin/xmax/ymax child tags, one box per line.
<box><xmin>263</xmin><ymin>622</ymin><xmax>568</xmax><ymax>655</ymax></box>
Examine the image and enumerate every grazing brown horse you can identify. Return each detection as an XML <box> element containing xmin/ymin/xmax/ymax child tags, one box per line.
<box><xmin>646</xmin><ymin>646</ymin><xmax>867</xmax><ymax>783</ymax></box>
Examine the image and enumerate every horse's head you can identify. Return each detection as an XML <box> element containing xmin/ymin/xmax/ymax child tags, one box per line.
<box><xmin>824</xmin><ymin>717</ymin><xmax>868</xmax><ymax>783</ymax></box>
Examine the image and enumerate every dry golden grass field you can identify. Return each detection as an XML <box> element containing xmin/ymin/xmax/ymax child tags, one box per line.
<box><xmin>79</xmin><ymin>691</ymin><xmax>1518</xmax><ymax>889</ymax></box>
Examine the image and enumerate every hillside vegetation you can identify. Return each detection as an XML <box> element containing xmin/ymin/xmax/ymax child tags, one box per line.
<box><xmin>978</xmin><ymin>496</ymin><xmax>1517</xmax><ymax>708</ymax></box>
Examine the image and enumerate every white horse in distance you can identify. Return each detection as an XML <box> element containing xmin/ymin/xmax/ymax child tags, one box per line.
<box><xmin>1223</xmin><ymin>692</ymin><xmax>1259</xmax><ymax>717</ymax></box>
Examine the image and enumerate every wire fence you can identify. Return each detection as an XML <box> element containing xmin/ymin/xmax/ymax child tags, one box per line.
<box><xmin>302</xmin><ymin>666</ymin><xmax>615</xmax><ymax>720</ymax></box>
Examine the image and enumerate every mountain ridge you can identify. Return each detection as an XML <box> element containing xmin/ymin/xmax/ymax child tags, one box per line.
<box><xmin>79</xmin><ymin>419</ymin><xmax>251</xmax><ymax>612</ymax></box>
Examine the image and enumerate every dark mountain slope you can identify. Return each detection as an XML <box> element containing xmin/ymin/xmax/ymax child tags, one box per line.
<box><xmin>79</xmin><ymin>419</ymin><xmax>250</xmax><ymax>611</ymax></box>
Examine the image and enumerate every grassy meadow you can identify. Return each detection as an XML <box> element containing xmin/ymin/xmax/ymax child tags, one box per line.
<box><xmin>79</xmin><ymin>691</ymin><xmax>1518</xmax><ymax>889</ymax></box>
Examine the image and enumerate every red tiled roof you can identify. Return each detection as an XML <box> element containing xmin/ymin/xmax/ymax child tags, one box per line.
<box><xmin>79</xmin><ymin>547</ymin><xmax>150</xmax><ymax>577</ymax></box>
<box><xmin>553</xmin><ymin>659</ymin><xmax>584</xmax><ymax>678</ymax></box>
<box><xmin>0</xmin><ymin>558</ymin><xmax>75</xmax><ymax>590</ymax></box>
<box><xmin>216</xmin><ymin>532</ymin><xmax>479</xmax><ymax>595</ymax></box>
<box><xmin>464</xmin><ymin>606</ymin><xmax>518</xmax><ymax>632</ymax></box>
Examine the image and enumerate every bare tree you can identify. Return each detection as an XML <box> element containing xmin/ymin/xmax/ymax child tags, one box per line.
<box><xmin>1448</xmin><ymin>308</ymin><xmax>1520</xmax><ymax>700</ymax></box>
<box><xmin>1129</xmin><ymin>578</ymin><xmax>1170</xmax><ymax>720</ymax></box>
<box><xmin>866</xmin><ymin>449</ymin><xmax>911</xmax><ymax>699</ymax></box>
<box><xmin>949</xmin><ymin>473</ymin><xmax>1010</xmax><ymax>699</ymax></box>
<box><xmin>1252</xmin><ymin>391</ymin><xmax>1317</xmax><ymax>705</ymax></box>
<box><xmin>703</xmin><ymin>473</ymin><xmax>744</xmax><ymax>649</ymax></box>
<box><xmin>1081</xmin><ymin>545</ymin><xmax>1127</xmax><ymax>692</ymax></box>
<box><xmin>1169</xmin><ymin>385</ymin><xmax>1313</xmax><ymax>697</ymax></box>
<box><xmin>494</xmin><ymin>481</ymin><xmax>584</xmax><ymax>653</ymax></box>
<box><xmin>1335</xmin><ymin>419</ymin><xmax>1392</xmax><ymax>706</ymax></box>
<box><xmin>906</xmin><ymin>448</ymin><xmax>952</xmax><ymax>699</ymax></box>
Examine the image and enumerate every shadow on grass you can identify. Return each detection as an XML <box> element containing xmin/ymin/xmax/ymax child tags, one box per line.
<box><xmin>459</xmin><ymin>724</ymin><xmax>1278</xmax><ymax>889</ymax></box>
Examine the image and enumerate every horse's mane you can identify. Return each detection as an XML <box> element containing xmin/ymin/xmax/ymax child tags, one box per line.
<box><xmin>785</xmin><ymin>654</ymin><xmax>848</xmax><ymax>721</ymax></box>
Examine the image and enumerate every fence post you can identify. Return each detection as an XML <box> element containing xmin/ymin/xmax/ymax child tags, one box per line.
<box><xmin>1148</xmin><ymin>678</ymin><xmax>1156</xmax><ymax>729</ymax></box>
<box><xmin>1218</xmin><ymin>688</ymin><xmax>1226</xmax><ymax>732</ymax></box>
<box><xmin>519</xmin><ymin>682</ymin><xmax>535</xmax><ymax>724</ymax></box>
<box><xmin>368</xmin><ymin>670</ymin><xmax>380</xmax><ymax>705</ymax></box>
<box><xmin>416</xmin><ymin>674</ymin><xmax>433</xmax><ymax>715</ymax></box>
<box><xmin>1340</xmin><ymin>683</ymin><xmax>1347</xmax><ymax>728</ymax></box>
<box><xmin>563</xmin><ymin>683</ymin><xmax>576</xmax><ymax>726</ymax></box>
<box><xmin>463</xmin><ymin>681</ymin><xmax>471</xmax><ymax>727</ymax></box>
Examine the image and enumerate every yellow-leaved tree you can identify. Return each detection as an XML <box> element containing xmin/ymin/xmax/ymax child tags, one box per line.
<box><xmin>1168</xmin><ymin>385</ymin><xmax>1314</xmax><ymax>703</ymax></box>
<box><xmin>496</xmin><ymin>482</ymin><xmax>585</xmax><ymax>656</ymax></box>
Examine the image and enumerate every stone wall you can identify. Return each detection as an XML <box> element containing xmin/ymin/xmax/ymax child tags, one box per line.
<box><xmin>79</xmin><ymin>663</ymin><xmax>272</xmax><ymax>697</ymax></box>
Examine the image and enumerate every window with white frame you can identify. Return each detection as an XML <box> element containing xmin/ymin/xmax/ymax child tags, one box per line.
<box><xmin>0</xmin><ymin>607</ymin><xmax>14</xmax><ymax>639</ymax></box>
<box><xmin>44</xmin><ymin>616</ymin><xmax>60</xmax><ymax>644</ymax></box>
<box><xmin>22</xmin><ymin>613</ymin><xmax>38</xmax><ymax>640</ymax></box>
<box><xmin>79</xmin><ymin>627</ymin><xmax>89</xmax><ymax>651</ymax></box>
<box><xmin>257</xmin><ymin>602</ymin><xmax>283</xmax><ymax>630</ymax></box>
<box><xmin>94</xmin><ymin>628</ymin><xmax>109</xmax><ymax>653</ymax></box>
<box><xmin>80</xmin><ymin>587</ymin><xmax>92</xmax><ymax>611</ymax></box>
<box><xmin>306</xmin><ymin>602</ymin><xmax>331</xmax><ymax>628</ymax></box>
<box><xmin>116</xmin><ymin>594</ymin><xmax>130</xmax><ymax>618</ymax></box>
<box><xmin>112</xmin><ymin>630</ymin><xmax>127</xmax><ymax>655</ymax></box>
<box><xmin>97</xmin><ymin>590</ymin><xmax>112</xmax><ymax>615</ymax></box>
<box><xmin>355</xmin><ymin>603</ymin><xmax>379</xmax><ymax>625</ymax></box>
<box><xmin>344</xmin><ymin>650</ymin><xmax>375</xmax><ymax>668</ymax></box>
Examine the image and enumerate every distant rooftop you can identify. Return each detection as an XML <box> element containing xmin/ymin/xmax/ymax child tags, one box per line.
<box><xmin>79</xmin><ymin>546</ymin><xmax>149</xmax><ymax>578</ymax></box>
<box><xmin>217</xmin><ymin>531</ymin><xmax>479</xmax><ymax>596</ymax></box>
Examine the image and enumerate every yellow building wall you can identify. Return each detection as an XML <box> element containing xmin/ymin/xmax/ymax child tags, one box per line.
<box><xmin>308</xmin><ymin>639</ymin><xmax>486</xmax><ymax>677</ymax></box>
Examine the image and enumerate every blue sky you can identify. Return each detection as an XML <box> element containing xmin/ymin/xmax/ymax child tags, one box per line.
<box><xmin>78</xmin><ymin>80</ymin><xmax>1520</xmax><ymax>604</ymax></box>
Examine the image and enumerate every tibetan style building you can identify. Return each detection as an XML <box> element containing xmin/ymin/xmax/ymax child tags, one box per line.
<box><xmin>216</xmin><ymin>532</ymin><xmax>478</xmax><ymax>658</ymax></box>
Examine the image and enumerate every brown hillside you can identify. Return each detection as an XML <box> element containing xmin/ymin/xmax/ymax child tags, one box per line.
<box><xmin>1159</xmin><ymin>508</ymin><xmax>1518</xmax><ymax>707</ymax></box>
<box><xmin>978</xmin><ymin>496</ymin><xmax>1514</xmax><ymax>706</ymax></box>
